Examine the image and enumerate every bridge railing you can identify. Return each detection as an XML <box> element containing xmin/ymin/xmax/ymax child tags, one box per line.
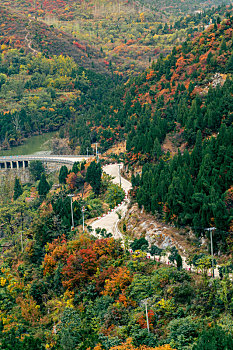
<box><xmin>0</xmin><ymin>154</ymin><xmax>94</xmax><ymax>159</ymax></box>
<box><xmin>0</xmin><ymin>155</ymin><xmax>95</xmax><ymax>169</ymax></box>
<box><xmin>0</xmin><ymin>155</ymin><xmax>94</xmax><ymax>161</ymax></box>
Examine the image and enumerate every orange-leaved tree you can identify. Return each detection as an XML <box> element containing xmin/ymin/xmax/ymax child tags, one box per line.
<box><xmin>92</xmin><ymin>338</ymin><xmax>176</xmax><ymax>350</ymax></box>
<box><xmin>102</xmin><ymin>266</ymin><xmax>133</xmax><ymax>298</ymax></box>
<box><xmin>66</xmin><ymin>172</ymin><xmax>77</xmax><ymax>190</ymax></box>
<box><xmin>93</xmin><ymin>237</ymin><xmax>123</xmax><ymax>260</ymax></box>
<box><xmin>43</xmin><ymin>235</ymin><xmax>96</xmax><ymax>276</ymax></box>
<box><xmin>43</xmin><ymin>235</ymin><xmax>125</xmax><ymax>291</ymax></box>
<box><xmin>62</xmin><ymin>248</ymin><xmax>97</xmax><ymax>289</ymax></box>
<box><xmin>43</xmin><ymin>235</ymin><xmax>68</xmax><ymax>275</ymax></box>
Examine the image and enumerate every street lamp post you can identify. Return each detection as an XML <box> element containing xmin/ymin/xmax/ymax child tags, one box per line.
<box><xmin>140</xmin><ymin>299</ymin><xmax>150</xmax><ymax>334</ymax></box>
<box><xmin>19</xmin><ymin>201</ymin><xmax>26</xmax><ymax>252</ymax></box>
<box><xmin>20</xmin><ymin>231</ymin><xmax>24</xmax><ymax>252</ymax></box>
<box><xmin>68</xmin><ymin>194</ymin><xmax>74</xmax><ymax>230</ymax></box>
<box><xmin>118</xmin><ymin>164</ymin><xmax>122</xmax><ymax>187</ymax></box>
<box><xmin>82</xmin><ymin>206</ymin><xmax>87</xmax><ymax>233</ymax></box>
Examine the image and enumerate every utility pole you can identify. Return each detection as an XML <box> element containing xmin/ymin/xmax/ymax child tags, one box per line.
<box><xmin>145</xmin><ymin>300</ymin><xmax>150</xmax><ymax>334</ymax></box>
<box><xmin>68</xmin><ymin>194</ymin><xmax>74</xmax><ymax>230</ymax></box>
<box><xmin>210</xmin><ymin>228</ymin><xmax>215</xmax><ymax>278</ymax></box>
<box><xmin>96</xmin><ymin>143</ymin><xmax>99</xmax><ymax>163</ymax></box>
<box><xmin>20</xmin><ymin>232</ymin><xmax>24</xmax><ymax>253</ymax></box>
<box><xmin>206</xmin><ymin>227</ymin><xmax>216</xmax><ymax>278</ymax></box>
<box><xmin>34</xmin><ymin>0</ymin><xmax>37</xmax><ymax>19</ymax></box>
<box><xmin>118</xmin><ymin>164</ymin><xmax>122</xmax><ymax>187</ymax></box>
<box><xmin>82</xmin><ymin>206</ymin><xmax>86</xmax><ymax>233</ymax></box>
<box><xmin>20</xmin><ymin>204</ymin><xmax>24</xmax><ymax>252</ymax></box>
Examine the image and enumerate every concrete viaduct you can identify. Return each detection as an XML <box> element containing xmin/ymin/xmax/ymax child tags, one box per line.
<box><xmin>0</xmin><ymin>155</ymin><xmax>93</xmax><ymax>170</ymax></box>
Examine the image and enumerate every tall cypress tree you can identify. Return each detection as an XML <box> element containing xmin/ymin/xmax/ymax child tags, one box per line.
<box><xmin>59</xmin><ymin>165</ymin><xmax>68</xmax><ymax>184</ymax></box>
<box><xmin>29</xmin><ymin>160</ymin><xmax>45</xmax><ymax>181</ymax></box>
<box><xmin>86</xmin><ymin>161</ymin><xmax>102</xmax><ymax>196</ymax></box>
<box><xmin>190</xmin><ymin>130</ymin><xmax>202</xmax><ymax>177</ymax></box>
<box><xmin>226</xmin><ymin>53</ymin><xmax>233</xmax><ymax>72</ymax></box>
<box><xmin>13</xmin><ymin>177</ymin><xmax>23</xmax><ymax>200</ymax></box>
<box><xmin>220</xmin><ymin>38</ymin><xmax>227</xmax><ymax>54</ymax></box>
<box><xmin>38</xmin><ymin>174</ymin><xmax>50</xmax><ymax>197</ymax></box>
<box><xmin>152</xmin><ymin>138</ymin><xmax>162</xmax><ymax>160</ymax></box>
<box><xmin>72</xmin><ymin>162</ymin><xmax>80</xmax><ymax>174</ymax></box>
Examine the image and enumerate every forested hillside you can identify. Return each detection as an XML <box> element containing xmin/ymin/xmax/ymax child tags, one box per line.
<box><xmin>0</xmin><ymin>49</ymin><xmax>117</xmax><ymax>151</ymax></box>
<box><xmin>1</xmin><ymin>13</ymin><xmax>232</xmax><ymax>241</ymax></box>
<box><xmin>0</xmin><ymin>0</ymin><xmax>226</xmax><ymax>18</ymax></box>
<box><xmin>41</xmin><ymin>4</ymin><xmax>233</xmax><ymax>74</ymax></box>
<box><xmin>1</xmin><ymin>0</ymin><xmax>232</xmax><ymax>74</ymax></box>
<box><xmin>0</xmin><ymin>6</ymin><xmax>108</xmax><ymax>72</ymax></box>
<box><xmin>0</xmin><ymin>1</ymin><xmax>233</xmax><ymax>349</ymax></box>
<box><xmin>1</xmin><ymin>229</ymin><xmax>233</xmax><ymax>350</ymax></box>
<box><xmin>124</xmin><ymin>17</ymin><xmax>233</xmax><ymax>244</ymax></box>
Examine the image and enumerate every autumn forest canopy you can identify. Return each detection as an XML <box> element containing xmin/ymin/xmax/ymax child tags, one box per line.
<box><xmin>0</xmin><ymin>0</ymin><xmax>233</xmax><ymax>349</ymax></box>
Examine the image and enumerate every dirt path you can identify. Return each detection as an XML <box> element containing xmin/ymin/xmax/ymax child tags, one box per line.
<box><xmin>25</xmin><ymin>19</ymin><xmax>39</xmax><ymax>55</ymax></box>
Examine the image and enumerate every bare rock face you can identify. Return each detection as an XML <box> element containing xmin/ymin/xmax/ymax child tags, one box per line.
<box><xmin>124</xmin><ymin>204</ymin><xmax>208</xmax><ymax>255</ymax></box>
<box><xmin>125</xmin><ymin>204</ymin><xmax>176</xmax><ymax>249</ymax></box>
<box><xmin>211</xmin><ymin>73</ymin><xmax>227</xmax><ymax>88</ymax></box>
<box><xmin>197</xmin><ymin>73</ymin><xmax>227</xmax><ymax>96</ymax></box>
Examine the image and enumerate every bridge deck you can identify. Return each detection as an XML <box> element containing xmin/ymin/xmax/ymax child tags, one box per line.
<box><xmin>0</xmin><ymin>155</ymin><xmax>93</xmax><ymax>163</ymax></box>
<box><xmin>0</xmin><ymin>155</ymin><xmax>94</xmax><ymax>170</ymax></box>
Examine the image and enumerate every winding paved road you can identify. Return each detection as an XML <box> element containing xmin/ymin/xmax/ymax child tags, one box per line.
<box><xmin>91</xmin><ymin>163</ymin><xmax>221</xmax><ymax>278</ymax></box>
<box><xmin>91</xmin><ymin>163</ymin><xmax>132</xmax><ymax>238</ymax></box>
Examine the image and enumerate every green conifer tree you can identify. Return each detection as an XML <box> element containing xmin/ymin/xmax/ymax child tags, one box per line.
<box><xmin>193</xmin><ymin>326</ymin><xmax>233</xmax><ymax>350</ymax></box>
<box><xmin>190</xmin><ymin>130</ymin><xmax>202</xmax><ymax>177</ymax></box>
<box><xmin>152</xmin><ymin>138</ymin><xmax>162</xmax><ymax>160</ymax></box>
<box><xmin>226</xmin><ymin>53</ymin><xmax>233</xmax><ymax>72</ymax></box>
<box><xmin>13</xmin><ymin>177</ymin><xmax>23</xmax><ymax>200</ymax></box>
<box><xmin>72</xmin><ymin>162</ymin><xmax>80</xmax><ymax>174</ymax></box>
<box><xmin>220</xmin><ymin>38</ymin><xmax>227</xmax><ymax>54</ymax></box>
<box><xmin>38</xmin><ymin>174</ymin><xmax>50</xmax><ymax>197</ymax></box>
<box><xmin>86</xmin><ymin>161</ymin><xmax>102</xmax><ymax>196</ymax></box>
<box><xmin>29</xmin><ymin>160</ymin><xmax>45</xmax><ymax>181</ymax></box>
<box><xmin>59</xmin><ymin>165</ymin><xmax>68</xmax><ymax>184</ymax></box>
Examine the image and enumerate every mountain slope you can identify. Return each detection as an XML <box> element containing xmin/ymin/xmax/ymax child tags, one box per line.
<box><xmin>0</xmin><ymin>48</ymin><xmax>115</xmax><ymax>150</ymax></box>
<box><xmin>0</xmin><ymin>5</ymin><xmax>108</xmax><ymax>73</ymax></box>
<box><xmin>125</xmin><ymin>16</ymin><xmax>233</xmax><ymax>157</ymax></box>
<box><xmin>2</xmin><ymin>0</ymin><xmax>229</xmax><ymax>19</ymax></box>
<box><xmin>2</xmin><ymin>0</ymin><xmax>231</xmax><ymax>75</ymax></box>
<box><xmin>120</xmin><ymin>16</ymin><xmax>233</xmax><ymax>242</ymax></box>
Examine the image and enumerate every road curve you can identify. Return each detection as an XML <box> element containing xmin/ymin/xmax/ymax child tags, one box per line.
<box><xmin>91</xmin><ymin>163</ymin><xmax>220</xmax><ymax>278</ymax></box>
<box><xmin>91</xmin><ymin>163</ymin><xmax>132</xmax><ymax>238</ymax></box>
